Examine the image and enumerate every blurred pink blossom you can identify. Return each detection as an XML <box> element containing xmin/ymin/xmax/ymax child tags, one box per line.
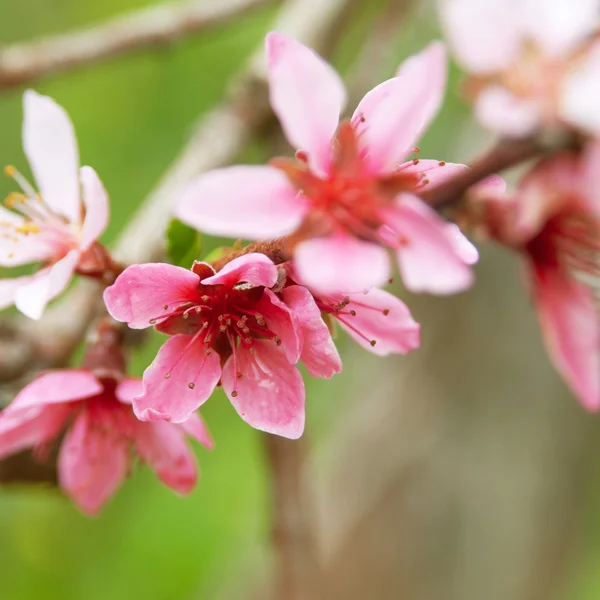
<box><xmin>104</xmin><ymin>254</ymin><xmax>339</xmax><ymax>438</ymax></box>
<box><xmin>440</xmin><ymin>0</ymin><xmax>600</xmax><ymax>136</ymax></box>
<box><xmin>176</xmin><ymin>33</ymin><xmax>476</xmax><ymax>296</ymax></box>
<box><xmin>470</xmin><ymin>145</ymin><xmax>600</xmax><ymax>409</ymax></box>
<box><xmin>0</xmin><ymin>370</ymin><xmax>211</xmax><ymax>515</ymax></box>
<box><xmin>0</xmin><ymin>91</ymin><xmax>111</xmax><ymax>319</ymax></box>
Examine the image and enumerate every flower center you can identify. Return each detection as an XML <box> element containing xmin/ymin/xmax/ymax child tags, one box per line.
<box><xmin>528</xmin><ymin>209</ymin><xmax>600</xmax><ymax>279</ymax></box>
<box><xmin>272</xmin><ymin>121</ymin><xmax>430</xmax><ymax>246</ymax></box>
<box><xmin>1</xmin><ymin>165</ymin><xmax>77</xmax><ymax>260</ymax></box>
<box><xmin>150</xmin><ymin>284</ymin><xmax>281</xmax><ymax>395</ymax></box>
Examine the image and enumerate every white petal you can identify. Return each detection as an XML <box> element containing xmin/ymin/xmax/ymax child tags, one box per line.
<box><xmin>80</xmin><ymin>166</ymin><xmax>109</xmax><ymax>249</ymax></box>
<box><xmin>14</xmin><ymin>250</ymin><xmax>79</xmax><ymax>319</ymax></box>
<box><xmin>22</xmin><ymin>90</ymin><xmax>81</xmax><ymax>225</ymax></box>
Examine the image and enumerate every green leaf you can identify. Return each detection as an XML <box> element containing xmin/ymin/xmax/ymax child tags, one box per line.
<box><xmin>166</xmin><ymin>219</ymin><xmax>202</xmax><ymax>268</ymax></box>
<box><xmin>201</xmin><ymin>246</ymin><xmax>229</xmax><ymax>264</ymax></box>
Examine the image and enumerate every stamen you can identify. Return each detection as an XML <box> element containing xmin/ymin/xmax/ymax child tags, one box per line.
<box><xmin>336</xmin><ymin>314</ymin><xmax>377</xmax><ymax>347</ymax></box>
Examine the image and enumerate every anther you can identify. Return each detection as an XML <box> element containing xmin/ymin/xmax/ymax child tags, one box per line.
<box><xmin>163</xmin><ymin>304</ymin><xmax>169</xmax><ymax>310</ymax></box>
<box><xmin>422</xmin><ymin>178</ymin><xmax>430</xmax><ymax>185</ymax></box>
<box><xmin>201</xmin><ymin>295</ymin><xmax>209</xmax><ymax>302</ymax></box>
<box><xmin>245</xmin><ymin>337</ymin><xmax>252</xmax><ymax>344</ymax></box>
<box><xmin>164</xmin><ymin>372</ymin><xmax>171</xmax><ymax>379</ymax></box>
<box><xmin>237</xmin><ymin>320</ymin><xmax>244</xmax><ymax>327</ymax></box>
<box><xmin>188</xmin><ymin>382</ymin><xmax>195</xmax><ymax>390</ymax></box>
<box><xmin>295</xmin><ymin>150</ymin><xmax>309</xmax><ymax>163</ymax></box>
<box><xmin>205</xmin><ymin>349</ymin><xmax>212</xmax><ymax>355</ymax></box>
<box><xmin>243</xmin><ymin>327</ymin><xmax>250</xmax><ymax>334</ymax></box>
<box><xmin>231</xmin><ymin>390</ymin><xmax>239</xmax><ymax>397</ymax></box>
<box><xmin>349</xmin><ymin>309</ymin><xmax>356</xmax><ymax>316</ymax></box>
<box><xmin>183</xmin><ymin>313</ymin><xmax>189</xmax><ymax>320</ymax></box>
<box><xmin>383</xmin><ymin>309</ymin><xmax>390</xmax><ymax>316</ymax></box>
<box><xmin>219</xmin><ymin>325</ymin><xmax>227</xmax><ymax>332</ymax></box>
<box><xmin>412</xmin><ymin>158</ymin><xmax>419</xmax><ymax>165</ymax></box>
<box><xmin>149</xmin><ymin>318</ymin><xmax>157</xmax><ymax>324</ymax></box>
<box><xmin>3</xmin><ymin>165</ymin><xmax>16</xmax><ymax>177</ymax></box>
<box><xmin>370</xmin><ymin>340</ymin><xmax>377</xmax><ymax>347</ymax></box>
<box><xmin>237</xmin><ymin>372</ymin><xmax>243</xmax><ymax>379</ymax></box>
<box><xmin>274</xmin><ymin>336</ymin><xmax>281</xmax><ymax>346</ymax></box>
<box><xmin>439</xmin><ymin>161</ymin><xmax>446</xmax><ymax>167</ymax></box>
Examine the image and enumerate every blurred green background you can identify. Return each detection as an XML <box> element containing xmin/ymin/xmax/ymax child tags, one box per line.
<box><xmin>1</xmin><ymin>1</ymin><xmax>600</xmax><ymax>599</ymax></box>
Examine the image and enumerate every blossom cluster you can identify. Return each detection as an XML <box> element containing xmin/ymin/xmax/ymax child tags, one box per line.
<box><xmin>0</xmin><ymin>6</ymin><xmax>598</xmax><ymax>515</ymax></box>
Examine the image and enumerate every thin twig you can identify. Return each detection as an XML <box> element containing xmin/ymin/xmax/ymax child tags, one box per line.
<box><xmin>420</xmin><ymin>136</ymin><xmax>543</xmax><ymax>208</ymax></box>
<box><xmin>0</xmin><ymin>0</ymin><xmax>275</xmax><ymax>90</ymax></box>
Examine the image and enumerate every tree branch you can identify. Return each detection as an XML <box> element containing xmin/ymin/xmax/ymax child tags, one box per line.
<box><xmin>0</xmin><ymin>0</ymin><xmax>275</xmax><ymax>90</ymax></box>
<box><xmin>420</xmin><ymin>136</ymin><xmax>543</xmax><ymax>208</ymax></box>
<box><xmin>264</xmin><ymin>435</ymin><xmax>318</xmax><ymax>600</ymax></box>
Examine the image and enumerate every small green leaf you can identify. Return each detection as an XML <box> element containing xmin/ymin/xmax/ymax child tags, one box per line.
<box><xmin>201</xmin><ymin>246</ymin><xmax>229</xmax><ymax>264</ymax></box>
<box><xmin>166</xmin><ymin>219</ymin><xmax>202</xmax><ymax>268</ymax></box>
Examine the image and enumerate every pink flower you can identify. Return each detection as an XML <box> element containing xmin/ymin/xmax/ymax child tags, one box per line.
<box><xmin>0</xmin><ymin>90</ymin><xmax>110</xmax><ymax>319</ymax></box>
<box><xmin>282</xmin><ymin>265</ymin><xmax>421</xmax><ymax>356</ymax></box>
<box><xmin>469</xmin><ymin>144</ymin><xmax>600</xmax><ymax>409</ymax></box>
<box><xmin>175</xmin><ymin>34</ymin><xmax>476</xmax><ymax>296</ymax></box>
<box><xmin>0</xmin><ymin>370</ymin><xmax>212</xmax><ymax>515</ymax></box>
<box><xmin>104</xmin><ymin>254</ymin><xmax>339</xmax><ymax>438</ymax></box>
<box><xmin>439</xmin><ymin>0</ymin><xmax>600</xmax><ymax>136</ymax></box>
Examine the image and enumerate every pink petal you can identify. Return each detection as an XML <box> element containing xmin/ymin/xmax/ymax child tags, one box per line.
<box><xmin>397</xmin><ymin>159</ymin><xmax>467</xmax><ymax>192</ymax></box>
<box><xmin>281</xmin><ymin>285</ymin><xmax>341</xmax><ymax>378</ymax></box>
<box><xmin>521</xmin><ymin>0</ymin><xmax>599</xmax><ymax>57</ymax></box>
<box><xmin>352</xmin><ymin>42</ymin><xmax>447</xmax><ymax>174</ymax></box>
<box><xmin>468</xmin><ymin>174</ymin><xmax>508</xmax><ymax>200</ymax></box>
<box><xmin>531</xmin><ymin>263</ymin><xmax>600</xmax><ymax>411</ymax></box>
<box><xmin>445</xmin><ymin>223</ymin><xmax>479</xmax><ymax>265</ymax></box>
<box><xmin>256</xmin><ymin>288</ymin><xmax>302</xmax><ymax>364</ymax></box>
<box><xmin>22</xmin><ymin>90</ymin><xmax>81</xmax><ymax>225</ymax></box>
<box><xmin>133</xmin><ymin>335</ymin><xmax>222</xmax><ymax>423</ymax></box>
<box><xmin>200</xmin><ymin>253</ymin><xmax>278</xmax><ymax>288</ymax></box>
<box><xmin>14</xmin><ymin>249</ymin><xmax>80</xmax><ymax>319</ymax></box>
<box><xmin>221</xmin><ymin>341</ymin><xmax>305</xmax><ymax>439</ymax></box>
<box><xmin>336</xmin><ymin>288</ymin><xmax>421</xmax><ymax>356</ymax></box>
<box><xmin>58</xmin><ymin>410</ymin><xmax>130</xmax><ymax>516</ymax></box>
<box><xmin>439</xmin><ymin>0</ymin><xmax>519</xmax><ymax>74</ymax></box>
<box><xmin>383</xmin><ymin>195</ymin><xmax>474</xmax><ymax>294</ymax></box>
<box><xmin>559</xmin><ymin>40</ymin><xmax>600</xmax><ymax>136</ymax></box>
<box><xmin>80</xmin><ymin>166</ymin><xmax>109</xmax><ymax>250</ymax></box>
<box><xmin>475</xmin><ymin>85</ymin><xmax>541</xmax><ymax>137</ymax></box>
<box><xmin>581</xmin><ymin>140</ymin><xmax>600</xmax><ymax>216</ymax></box>
<box><xmin>178</xmin><ymin>412</ymin><xmax>214</xmax><ymax>450</ymax></box>
<box><xmin>104</xmin><ymin>263</ymin><xmax>200</xmax><ymax>329</ymax></box>
<box><xmin>115</xmin><ymin>378</ymin><xmax>143</xmax><ymax>404</ymax></box>
<box><xmin>517</xmin><ymin>153</ymin><xmax>579</xmax><ymax>237</ymax></box>
<box><xmin>134</xmin><ymin>420</ymin><xmax>198</xmax><ymax>495</ymax></box>
<box><xmin>265</xmin><ymin>32</ymin><xmax>346</xmax><ymax>174</ymax></box>
<box><xmin>294</xmin><ymin>233</ymin><xmax>390</xmax><ymax>295</ymax></box>
<box><xmin>10</xmin><ymin>370</ymin><xmax>103</xmax><ymax>412</ymax></box>
<box><xmin>176</xmin><ymin>165</ymin><xmax>305</xmax><ymax>240</ymax></box>
<box><xmin>0</xmin><ymin>403</ymin><xmax>71</xmax><ymax>459</ymax></box>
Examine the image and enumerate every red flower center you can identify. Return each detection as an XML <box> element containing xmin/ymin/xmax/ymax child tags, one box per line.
<box><xmin>272</xmin><ymin>120</ymin><xmax>423</xmax><ymax>245</ymax></box>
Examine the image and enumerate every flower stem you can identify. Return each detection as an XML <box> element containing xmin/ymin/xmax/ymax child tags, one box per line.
<box><xmin>264</xmin><ymin>433</ymin><xmax>319</xmax><ymax>600</ymax></box>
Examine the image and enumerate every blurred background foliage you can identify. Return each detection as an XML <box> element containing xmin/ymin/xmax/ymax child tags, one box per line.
<box><xmin>0</xmin><ymin>0</ymin><xmax>599</xmax><ymax>599</ymax></box>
